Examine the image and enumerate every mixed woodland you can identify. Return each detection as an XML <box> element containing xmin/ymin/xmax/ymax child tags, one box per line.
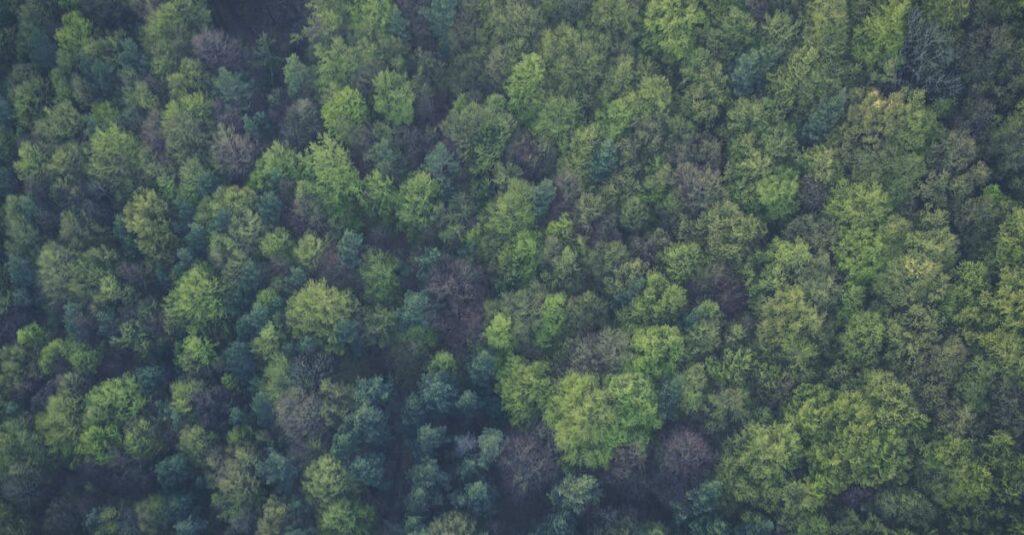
<box><xmin>2</xmin><ymin>0</ymin><xmax>1024</xmax><ymax>532</ymax></box>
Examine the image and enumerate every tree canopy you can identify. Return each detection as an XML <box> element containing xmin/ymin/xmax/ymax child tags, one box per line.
<box><xmin>2</xmin><ymin>0</ymin><xmax>1024</xmax><ymax>532</ymax></box>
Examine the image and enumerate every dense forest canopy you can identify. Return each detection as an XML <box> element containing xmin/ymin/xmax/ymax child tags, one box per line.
<box><xmin>2</xmin><ymin>0</ymin><xmax>1024</xmax><ymax>532</ymax></box>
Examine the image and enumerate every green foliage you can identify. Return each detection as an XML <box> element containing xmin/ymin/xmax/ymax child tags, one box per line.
<box><xmin>643</xmin><ymin>0</ymin><xmax>706</xmax><ymax>65</ymax></box>
<box><xmin>825</xmin><ymin>182</ymin><xmax>906</xmax><ymax>284</ymax></box>
<box><xmin>536</xmin><ymin>293</ymin><xmax>568</xmax><ymax>350</ymax></box>
<box><xmin>77</xmin><ymin>374</ymin><xmax>156</xmax><ymax>464</ymax></box>
<box><xmin>249</xmin><ymin>142</ymin><xmax>307</xmax><ymax>192</ymax></box>
<box><xmin>294</xmin><ymin>232</ymin><xmax>325</xmax><ymax>270</ymax></box>
<box><xmin>142</xmin><ymin>0</ymin><xmax>211</xmax><ymax>77</ymax></box>
<box><xmin>162</xmin><ymin>92</ymin><xmax>214</xmax><ymax>161</ymax></box>
<box><xmin>360</xmin><ymin>249</ymin><xmax>400</xmax><ymax>304</ymax></box>
<box><xmin>441</xmin><ymin>94</ymin><xmax>514</xmax><ymax>175</ymax></box>
<box><xmin>544</xmin><ymin>372</ymin><xmax>661</xmax><ymax>469</ymax></box>
<box><xmin>37</xmin><ymin>388</ymin><xmax>81</xmax><ymax>460</ymax></box>
<box><xmin>122</xmin><ymin>188</ymin><xmax>177</xmax><ymax>264</ymax></box>
<box><xmin>484</xmin><ymin>313</ymin><xmax>513</xmax><ymax>354</ymax></box>
<box><xmin>286</xmin><ymin>279</ymin><xmax>359</xmax><ymax>354</ymax></box>
<box><xmin>319</xmin><ymin>499</ymin><xmax>374</xmax><ymax>534</ymax></box>
<box><xmin>920</xmin><ymin>436</ymin><xmax>992</xmax><ymax>512</ymax></box>
<box><xmin>838</xmin><ymin>310</ymin><xmax>886</xmax><ymax>369</ymax></box>
<box><xmin>163</xmin><ymin>264</ymin><xmax>225</xmax><ymax>336</ymax></box>
<box><xmin>38</xmin><ymin>338</ymin><xmax>99</xmax><ymax>375</ymax></box>
<box><xmin>299</xmin><ymin>135</ymin><xmax>362</xmax><ymax>232</ymax></box>
<box><xmin>371</xmin><ymin>69</ymin><xmax>414</xmax><ymax>126</ymax></box>
<box><xmin>210</xmin><ymin>446</ymin><xmax>263</xmax><ymax>531</ymax></box>
<box><xmin>506</xmin><ymin>53</ymin><xmax>545</xmax><ymax>123</ymax></box>
<box><xmin>322</xmin><ymin>86</ymin><xmax>367</xmax><ymax>145</ymax></box>
<box><xmin>628</xmin><ymin>325</ymin><xmax>685</xmax><ymax>381</ymax></box>
<box><xmin>469</xmin><ymin>178</ymin><xmax>540</xmax><ymax>285</ymax></box>
<box><xmin>620</xmin><ymin>272</ymin><xmax>687</xmax><ymax>326</ymax></box>
<box><xmin>789</xmin><ymin>371</ymin><xmax>927</xmax><ymax>494</ymax></box>
<box><xmin>755</xmin><ymin>286</ymin><xmax>823</xmax><ymax>380</ymax></box>
<box><xmin>176</xmin><ymin>334</ymin><xmax>216</xmax><ymax>375</ymax></box>
<box><xmin>659</xmin><ymin>242</ymin><xmax>701</xmax><ymax>286</ymax></box>
<box><xmin>395</xmin><ymin>171</ymin><xmax>442</xmax><ymax>240</ymax></box>
<box><xmin>719</xmin><ymin>422</ymin><xmax>801</xmax><ymax>512</ymax></box>
<box><xmin>303</xmin><ymin>454</ymin><xmax>355</xmax><ymax>507</ymax></box>
<box><xmin>496</xmin><ymin>355</ymin><xmax>551</xmax><ymax>427</ymax></box>
<box><xmin>852</xmin><ymin>0</ymin><xmax>909</xmax><ymax>83</ymax></box>
<box><xmin>1</xmin><ymin>0</ymin><xmax>1022</xmax><ymax>531</ymax></box>
<box><xmin>87</xmin><ymin>125</ymin><xmax>151</xmax><ymax>204</ymax></box>
<box><xmin>996</xmin><ymin>207</ymin><xmax>1024</xmax><ymax>269</ymax></box>
<box><xmin>839</xmin><ymin>89</ymin><xmax>939</xmax><ymax>208</ymax></box>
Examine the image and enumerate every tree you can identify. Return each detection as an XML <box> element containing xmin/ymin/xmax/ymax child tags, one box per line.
<box><xmin>425</xmin><ymin>511</ymin><xmax>476</xmax><ymax>535</ymax></box>
<box><xmin>142</xmin><ymin>0</ymin><xmax>211</xmax><ymax>77</ymax></box>
<box><xmin>506</xmin><ymin>53</ymin><xmax>545</xmax><ymax>123</ymax></box>
<box><xmin>0</xmin><ymin>418</ymin><xmax>51</xmax><ymax>510</ymax></box>
<box><xmin>87</xmin><ymin>125</ymin><xmax>151</xmax><ymax>204</ymax></box>
<box><xmin>77</xmin><ymin>374</ymin><xmax>157</xmax><ymax>464</ymax></box>
<box><xmin>697</xmin><ymin>200</ymin><xmax>766</xmax><ymax>267</ymax></box>
<box><xmin>718</xmin><ymin>422</ymin><xmax>800</xmax><ymax>513</ymax></box>
<box><xmin>360</xmin><ymin>249</ymin><xmax>400</xmax><ymax>305</ymax></box>
<box><xmin>192</xmin><ymin>29</ymin><xmax>241</xmax><ymax>70</ymax></box>
<box><xmin>122</xmin><ymin>188</ymin><xmax>177</xmax><ymax>264</ymax></box>
<box><xmin>395</xmin><ymin>170</ymin><xmax>442</xmax><ymax>240</ymax></box>
<box><xmin>620</xmin><ymin>272</ymin><xmax>687</xmax><ymax>326</ymax></box>
<box><xmin>167</xmin><ymin>57</ymin><xmax>207</xmax><ymax>100</ymax></box>
<box><xmin>303</xmin><ymin>455</ymin><xmax>355</xmax><ymax>507</ymax></box>
<box><xmin>750</xmin><ymin>238</ymin><xmax>834</xmax><ymax>309</ymax></box>
<box><xmin>322</xmin><ymin>86</ymin><xmax>367</xmax><ymax>145</ymax></box>
<box><xmin>38</xmin><ymin>338</ymin><xmax>100</xmax><ymax>376</ymax></box>
<box><xmin>297</xmin><ymin>135</ymin><xmax>362</xmax><ymax>232</ymax></box>
<box><xmin>544</xmin><ymin>372</ymin><xmax>661</xmax><ymax>469</ymax></box>
<box><xmin>211</xmin><ymin>446</ymin><xmax>264</xmax><ymax>532</ymax></box>
<box><xmin>852</xmin><ymin>0</ymin><xmax>909</xmax><ymax>84</ymax></box>
<box><xmin>839</xmin><ymin>89</ymin><xmax>939</xmax><ymax>208</ymax></box>
<box><xmin>628</xmin><ymin>325</ymin><xmax>685</xmax><ymax>381</ymax></box>
<box><xmin>285</xmin><ymin>279</ymin><xmax>358</xmax><ymax>354</ymax></box>
<box><xmin>164</xmin><ymin>264</ymin><xmax>225</xmax><ymax>336</ymax></box>
<box><xmin>789</xmin><ymin>371</ymin><xmax>928</xmax><ymax>495</ymax></box>
<box><xmin>990</xmin><ymin>98</ymin><xmax>1024</xmax><ymax>195</ymax></box>
<box><xmin>293</xmin><ymin>232</ymin><xmax>324</xmax><ymax>270</ymax></box>
<box><xmin>210</xmin><ymin>124</ymin><xmax>256</xmax><ymax>180</ymax></box>
<box><xmin>651</xmin><ymin>426</ymin><xmax>715</xmax><ymax>506</ymax></box>
<box><xmin>497</xmin><ymin>427</ymin><xmax>561</xmax><ymax>507</ymax></box>
<box><xmin>282</xmin><ymin>98</ymin><xmax>321</xmax><ymax>148</ymax></box>
<box><xmin>901</xmin><ymin>7</ymin><xmax>962</xmax><ymax>99</ymax></box>
<box><xmin>36</xmin><ymin>385</ymin><xmax>80</xmax><ymax>461</ymax></box>
<box><xmin>284</xmin><ymin>54</ymin><xmax>316</xmax><ymax>99</ymax></box>
<box><xmin>319</xmin><ymin>499</ymin><xmax>374</xmax><ymax>535</ymax></box>
<box><xmin>496</xmin><ymin>355</ymin><xmax>551</xmax><ymax>427</ymax></box>
<box><xmin>213</xmin><ymin>67</ymin><xmax>253</xmax><ymax>118</ymax></box>
<box><xmin>371</xmin><ymin>69</ymin><xmax>414</xmax><ymax>126</ymax></box>
<box><xmin>995</xmin><ymin>208</ymin><xmax>1024</xmax><ymax>269</ymax></box>
<box><xmin>441</xmin><ymin>94</ymin><xmax>514</xmax><ymax>175</ymax></box>
<box><xmin>546</xmin><ymin>473</ymin><xmax>601</xmax><ymax>529</ymax></box>
<box><xmin>495</xmin><ymin>231</ymin><xmax>540</xmax><ymax>290</ymax></box>
<box><xmin>825</xmin><ymin>182</ymin><xmax>906</xmax><ymax>285</ymax></box>
<box><xmin>837</xmin><ymin>310</ymin><xmax>886</xmax><ymax>370</ymax></box>
<box><xmin>755</xmin><ymin>286</ymin><xmax>823</xmax><ymax>386</ymax></box>
<box><xmin>0</xmin><ymin>0</ymin><xmax>1022</xmax><ymax>531</ymax></box>
<box><xmin>659</xmin><ymin>242</ymin><xmax>701</xmax><ymax>286</ymax></box>
<box><xmin>535</xmin><ymin>293</ymin><xmax>567</xmax><ymax>350</ymax></box>
<box><xmin>162</xmin><ymin>92</ymin><xmax>214</xmax><ymax>161</ymax></box>
<box><xmin>248</xmin><ymin>141</ymin><xmax>308</xmax><ymax>193</ymax></box>
<box><xmin>642</xmin><ymin>0</ymin><xmax>706</xmax><ymax>66</ymax></box>
<box><xmin>921</xmin><ymin>437</ymin><xmax>993</xmax><ymax>514</ymax></box>
<box><xmin>176</xmin><ymin>334</ymin><xmax>217</xmax><ymax>375</ymax></box>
